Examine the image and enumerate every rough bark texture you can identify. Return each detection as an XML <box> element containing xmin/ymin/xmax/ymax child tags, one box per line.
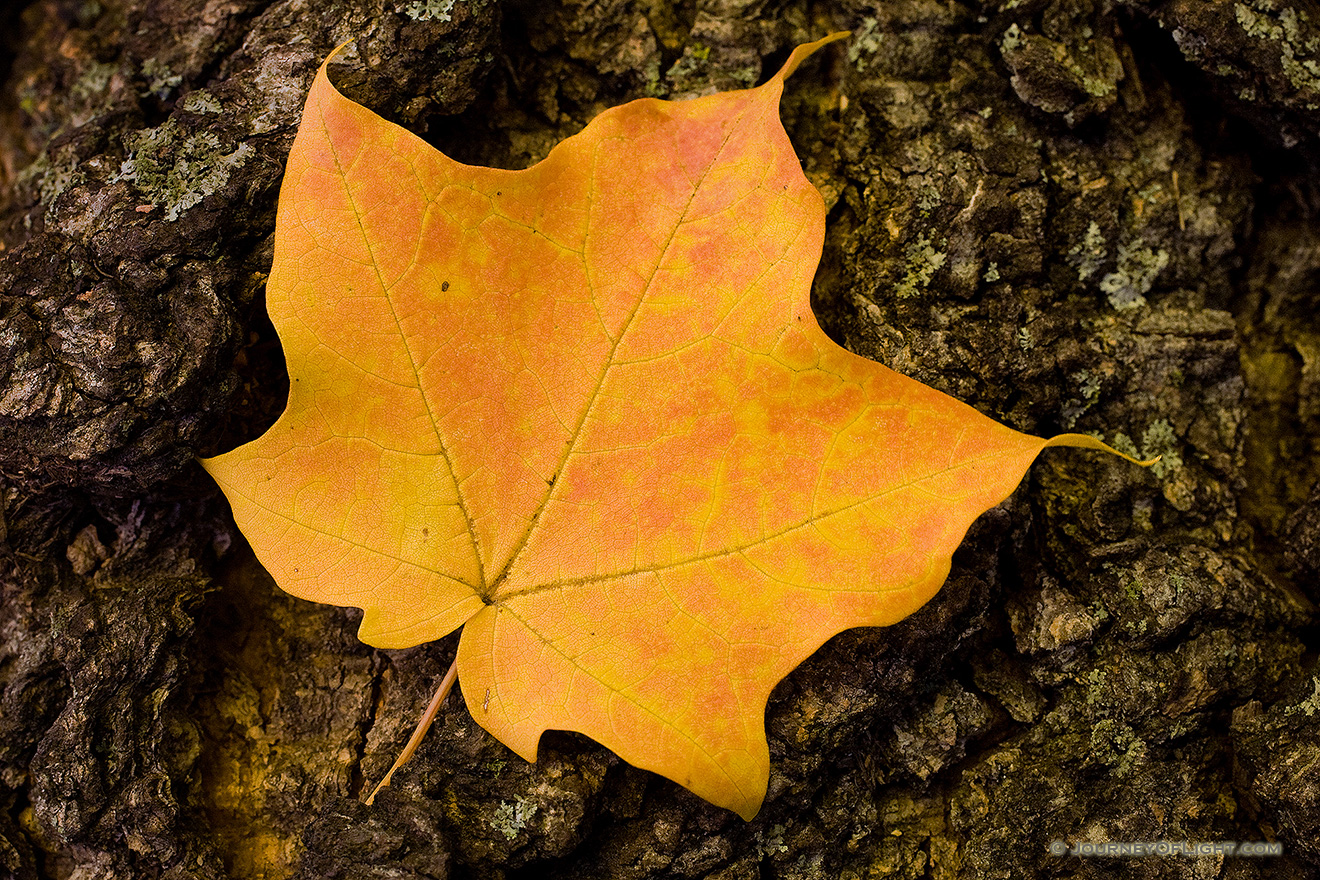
<box><xmin>2</xmin><ymin>0</ymin><xmax>1318</xmax><ymax>878</ymax></box>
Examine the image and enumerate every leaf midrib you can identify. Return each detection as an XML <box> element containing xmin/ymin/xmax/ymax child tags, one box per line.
<box><xmin>487</xmin><ymin>98</ymin><xmax>752</xmax><ymax>600</ymax></box>
<box><xmin>493</xmin><ymin>437</ymin><xmax>1034</xmax><ymax>603</ymax></box>
<box><xmin>319</xmin><ymin>97</ymin><xmax>488</xmax><ymax>592</ymax></box>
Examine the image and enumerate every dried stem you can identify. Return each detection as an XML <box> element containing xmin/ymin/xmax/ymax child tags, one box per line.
<box><xmin>365</xmin><ymin>655</ymin><xmax>459</xmax><ymax>805</ymax></box>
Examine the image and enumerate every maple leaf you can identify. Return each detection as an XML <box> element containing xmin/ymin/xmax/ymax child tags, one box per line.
<box><xmin>201</xmin><ymin>33</ymin><xmax>1132</xmax><ymax>819</ymax></box>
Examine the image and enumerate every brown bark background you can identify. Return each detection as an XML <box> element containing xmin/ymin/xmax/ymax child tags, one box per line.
<box><xmin>2</xmin><ymin>0</ymin><xmax>1319</xmax><ymax>877</ymax></box>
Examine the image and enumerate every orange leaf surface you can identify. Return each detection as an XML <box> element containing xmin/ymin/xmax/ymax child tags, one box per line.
<box><xmin>201</xmin><ymin>33</ymin><xmax>1122</xmax><ymax>819</ymax></box>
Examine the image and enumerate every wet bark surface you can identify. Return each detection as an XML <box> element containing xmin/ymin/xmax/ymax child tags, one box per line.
<box><xmin>2</xmin><ymin>0</ymin><xmax>1319</xmax><ymax>877</ymax></box>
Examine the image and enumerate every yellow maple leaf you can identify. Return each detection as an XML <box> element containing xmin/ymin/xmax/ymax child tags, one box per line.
<box><xmin>201</xmin><ymin>33</ymin><xmax>1131</xmax><ymax>819</ymax></box>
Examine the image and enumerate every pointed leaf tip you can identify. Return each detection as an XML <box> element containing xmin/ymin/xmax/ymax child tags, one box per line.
<box><xmin>1043</xmin><ymin>433</ymin><xmax>1163</xmax><ymax>467</ymax></box>
<box><xmin>775</xmin><ymin>31</ymin><xmax>850</xmax><ymax>81</ymax></box>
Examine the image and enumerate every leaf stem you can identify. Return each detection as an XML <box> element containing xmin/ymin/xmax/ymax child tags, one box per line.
<box><xmin>365</xmin><ymin>655</ymin><xmax>459</xmax><ymax>805</ymax></box>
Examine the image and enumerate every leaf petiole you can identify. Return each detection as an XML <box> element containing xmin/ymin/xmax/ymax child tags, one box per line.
<box><xmin>365</xmin><ymin>656</ymin><xmax>458</xmax><ymax>805</ymax></box>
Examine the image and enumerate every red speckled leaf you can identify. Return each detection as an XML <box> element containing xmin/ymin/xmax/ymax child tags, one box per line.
<box><xmin>202</xmin><ymin>33</ymin><xmax>1121</xmax><ymax>819</ymax></box>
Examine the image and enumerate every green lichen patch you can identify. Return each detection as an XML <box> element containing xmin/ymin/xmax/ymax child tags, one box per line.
<box><xmin>1235</xmin><ymin>1</ymin><xmax>1320</xmax><ymax>94</ymax></box>
<box><xmin>848</xmin><ymin>18</ymin><xmax>885</xmax><ymax>72</ymax></box>
<box><xmin>1284</xmin><ymin>675</ymin><xmax>1320</xmax><ymax>718</ymax></box>
<box><xmin>16</xmin><ymin>147</ymin><xmax>86</xmax><ymax>212</ymax></box>
<box><xmin>894</xmin><ymin>234</ymin><xmax>947</xmax><ymax>298</ymax></box>
<box><xmin>140</xmin><ymin>57</ymin><xmax>182</xmax><ymax>100</ymax></box>
<box><xmin>1000</xmin><ymin>22</ymin><xmax>1023</xmax><ymax>53</ymax></box>
<box><xmin>1068</xmin><ymin>220</ymin><xmax>1108</xmax><ymax>281</ymax></box>
<box><xmin>1099</xmin><ymin>240</ymin><xmax>1169</xmax><ymax>310</ymax></box>
<box><xmin>403</xmin><ymin>0</ymin><xmax>457</xmax><ymax>23</ymax></box>
<box><xmin>1112</xmin><ymin>419</ymin><xmax>1183</xmax><ymax>479</ymax></box>
<box><xmin>71</xmin><ymin>60</ymin><xmax>115</xmax><ymax>107</ymax></box>
<box><xmin>1061</xmin><ymin>369</ymin><xmax>1103</xmax><ymax>428</ymax></box>
<box><xmin>1140</xmin><ymin>419</ymin><xmax>1184</xmax><ymax>478</ymax></box>
<box><xmin>179</xmin><ymin>91</ymin><xmax>223</xmax><ymax>115</ymax></box>
<box><xmin>490</xmin><ymin>796</ymin><xmax>539</xmax><ymax>840</ymax></box>
<box><xmin>754</xmin><ymin>823</ymin><xmax>790</xmax><ymax>857</ymax></box>
<box><xmin>113</xmin><ymin>121</ymin><xmax>253</xmax><ymax>221</ymax></box>
<box><xmin>665</xmin><ymin>43</ymin><xmax>711</xmax><ymax>84</ymax></box>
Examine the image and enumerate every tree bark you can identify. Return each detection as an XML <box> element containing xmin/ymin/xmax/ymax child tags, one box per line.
<box><xmin>2</xmin><ymin>1</ymin><xmax>1318</xmax><ymax>878</ymax></box>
